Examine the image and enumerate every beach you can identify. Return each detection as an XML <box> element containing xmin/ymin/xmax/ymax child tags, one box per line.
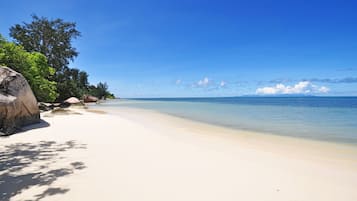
<box><xmin>2</xmin><ymin>1</ymin><xmax>357</xmax><ymax>200</ymax></box>
<box><xmin>1</xmin><ymin>107</ymin><xmax>357</xmax><ymax>201</ymax></box>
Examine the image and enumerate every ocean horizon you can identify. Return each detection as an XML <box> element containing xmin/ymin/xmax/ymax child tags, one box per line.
<box><xmin>96</xmin><ymin>96</ymin><xmax>357</xmax><ymax>145</ymax></box>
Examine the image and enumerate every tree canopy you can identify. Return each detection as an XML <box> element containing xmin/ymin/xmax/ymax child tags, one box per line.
<box><xmin>88</xmin><ymin>82</ymin><xmax>115</xmax><ymax>100</ymax></box>
<box><xmin>56</xmin><ymin>67</ymin><xmax>90</xmax><ymax>101</ymax></box>
<box><xmin>10</xmin><ymin>15</ymin><xmax>81</xmax><ymax>73</ymax></box>
<box><xmin>8</xmin><ymin>15</ymin><xmax>115</xmax><ymax>101</ymax></box>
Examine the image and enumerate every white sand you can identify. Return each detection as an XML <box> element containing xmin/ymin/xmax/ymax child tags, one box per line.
<box><xmin>1</xmin><ymin>108</ymin><xmax>357</xmax><ymax>201</ymax></box>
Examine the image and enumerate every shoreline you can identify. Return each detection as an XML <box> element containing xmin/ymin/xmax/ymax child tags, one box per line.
<box><xmin>95</xmin><ymin>105</ymin><xmax>357</xmax><ymax>146</ymax></box>
<box><xmin>94</xmin><ymin>106</ymin><xmax>357</xmax><ymax>164</ymax></box>
<box><xmin>1</xmin><ymin>107</ymin><xmax>357</xmax><ymax>200</ymax></box>
<box><xmin>95</xmin><ymin>98</ymin><xmax>357</xmax><ymax>145</ymax></box>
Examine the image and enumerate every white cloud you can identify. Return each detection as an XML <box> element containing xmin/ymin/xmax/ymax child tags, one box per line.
<box><xmin>220</xmin><ymin>81</ymin><xmax>226</xmax><ymax>87</ymax></box>
<box><xmin>176</xmin><ymin>79</ymin><xmax>181</xmax><ymax>85</ymax></box>
<box><xmin>318</xmin><ymin>86</ymin><xmax>330</xmax><ymax>93</ymax></box>
<box><xmin>191</xmin><ymin>77</ymin><xmax>229</xmax><ymax>90</ymax></box>
<box><xmin>197</xmin><ymin>77</ymin><xmax>210</xmax><ymax>87</ymax></box>
<box><xmin>256</xmin><ymin>81</ymin><xmax>330</xmax><ymax>95</ymax></box>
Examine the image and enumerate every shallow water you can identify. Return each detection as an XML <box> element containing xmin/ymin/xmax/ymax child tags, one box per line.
<box><xmin>95</xmin><ymin>97</ymin><xmax>357</xmax><ymax>144</ymax></box>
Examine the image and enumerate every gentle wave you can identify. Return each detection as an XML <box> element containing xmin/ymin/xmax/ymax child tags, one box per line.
<box><xmin>96</xmin><ymin>97</ymin><xmax>357</xmax><ymax>144</ymax></box>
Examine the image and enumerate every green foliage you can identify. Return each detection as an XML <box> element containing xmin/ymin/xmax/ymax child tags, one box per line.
<box><xmin>56</xmin><ymin>67</ymin><xmax>90</xmax><ymax>101</ymax></box>
<box><xmin>88</xmin><ymin>82</ymin><xmax>115</xmax><ymax>100</ymax></box>
<box><xmin>106</xmin><ymin>93</ymin><xmax>115</xmax><ymax>99</ymax></box>
<box><xmin>95</xmin><ymin>82</ymin><xmax>108</xmax><ymax>100</ymax></box>
<box><xmin>9</xmin><ymin>15</ymin><xmax>85</xmax><ymax>101</ymax></box>
<box><xmin>26</xmin><ymin>53</ymin><xmax>58</xmax><ymax>101</ymax></box>
<box><xmin>7</xmin><ymin>15</ymin><xmax>115</xmax><ymax>101</ymax></box>
<box><xmin>0</xmin><ymin>35</ymin><xmax>58</xmax><ymax>102</ymax></box>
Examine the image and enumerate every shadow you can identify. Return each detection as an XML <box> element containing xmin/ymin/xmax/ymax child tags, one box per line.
<box><xmin>0</xmin><ymin>120</ymin><xmax>51</xmax><ymax>138</ymax></box>
<box><xmin>20</xmin><ymin>120</ymin><xmax>50</xmax><ymax>132</ymax></box>
<box><xmin>0</xmin><ymin>141</ymin><xmax>87</xmax><ymax>201</ymax></box>
<box><xmin>43</xmin><ymin>108</ymin><xmax>83</xmax><ymax>118</ymax></box>
<box><xmin>70</xmin><ymin>162</ymin><xmax>86</xmax><ymax>170</ymax></box>
<box><xmin>33</xmin><ymin>187</ymin><xmax>70</xmax><ymax>201</ymax></box>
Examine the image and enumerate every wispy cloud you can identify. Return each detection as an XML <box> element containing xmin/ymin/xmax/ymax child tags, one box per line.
<box><xmin>189</xmin><ymin>77</ymin><xmax>229</xmax><ymax>91</ymax></box>
<box><xmin>197</xmin><ymin>77</ymin><xmax>210</xmax><ymax>87</ymax></box>
<box><xmin>175</xmin><ymin>79</ymin><xmax>182</xmax><ymax>85</ymax></box>
<box><xmin>337</xmin><ymin>68</ymin><xmax>356</xmax><ymax>72</ymax></box>
<box><xmin>268</xmin><ymin>78</ymin><xmax>296</xmax><ymax>84</ymax></box>
<box><xmin>305</xmin><ymin>77</ymin><xmax>357</xmax><ymax>83</ymax></box>
<box><xmin>268</xmin><ymin>77</ymin><xmax>357</xmax><ymax>84</ymax></box>
<box><xmin>256</xmin><ymin>81</ymin><xmax>329</xmax><ymax>95</ymax></box>
<box><xmin>191</xmin><ymin>77</ymin><xmax>212</xmax><ymax>88</ymax></box>
<box><xmin>318</xmin><ymin>86</ymin><xmax>330</xmax><ymax>93</ymax></box>
<box><xmin>220</xmin><ymin>81</ymin><xmax>226</xmax><ymax>87</ymax></box>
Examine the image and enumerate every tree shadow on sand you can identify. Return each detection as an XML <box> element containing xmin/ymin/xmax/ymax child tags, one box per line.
<box><xmin>0</xmin><ymin>141</ymin><xmax>87</xmax><ymax>201</ymax></box>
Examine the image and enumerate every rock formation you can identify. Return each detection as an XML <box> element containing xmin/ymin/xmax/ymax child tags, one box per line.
<box><xmin>64</xmin><ymin>97</ymin><xmax>81</xmax><ymax>105</ymax></box>
<box><xmin>83</xmin><ymin>95</ymin><xmax>99</xmax><ymax>103</ymax></box>
<box><xmin>0</xmin><ymin>66</ymin><xmax>40</xmax><ymax>135</ymax></box>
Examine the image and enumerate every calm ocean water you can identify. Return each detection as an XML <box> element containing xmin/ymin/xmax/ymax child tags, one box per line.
<box><xmin>96</xmin><ymin>97</ymin><xmax>357</xmax><ymax>144</ymax></box>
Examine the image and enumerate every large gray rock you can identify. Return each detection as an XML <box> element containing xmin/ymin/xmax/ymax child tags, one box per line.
<box><xmin>0</xmin><ymin>66</ymin><xmax>40</xmax><ymax>135</ymax></box>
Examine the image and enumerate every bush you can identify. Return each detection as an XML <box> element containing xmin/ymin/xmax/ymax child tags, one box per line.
<box><xmin>0</xmin><ymin>35</ymin><xmax>58</xmax><ymax>102</ymax></box>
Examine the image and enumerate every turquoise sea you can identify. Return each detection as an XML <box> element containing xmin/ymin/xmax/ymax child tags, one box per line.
<box><xmin>95</xmin><ymin>97</ymin><xmax>357</xmax><ymax>144</ymax></box>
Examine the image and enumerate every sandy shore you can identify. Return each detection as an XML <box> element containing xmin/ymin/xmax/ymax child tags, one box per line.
<box><xmin>1</xmin><ymin>107</ymin><xmax>357</xmax><ymax>201</ymax></box>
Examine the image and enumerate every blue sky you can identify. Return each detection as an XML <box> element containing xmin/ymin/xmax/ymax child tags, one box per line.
<box><xmin>1</xmin><ymin>0</ymin><xmax>357</xmax><ymax>97</ymax></box>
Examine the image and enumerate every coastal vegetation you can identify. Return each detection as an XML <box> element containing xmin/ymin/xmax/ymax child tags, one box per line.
<box><xmin>0</xmin><ymin>15</ymin><xmax>114</xmax><ymax>102</ymax></box>
<box><xmin>0</xmin><ymin>35</ymin><xmax>57</xmax><ymax>102</ymax></box>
